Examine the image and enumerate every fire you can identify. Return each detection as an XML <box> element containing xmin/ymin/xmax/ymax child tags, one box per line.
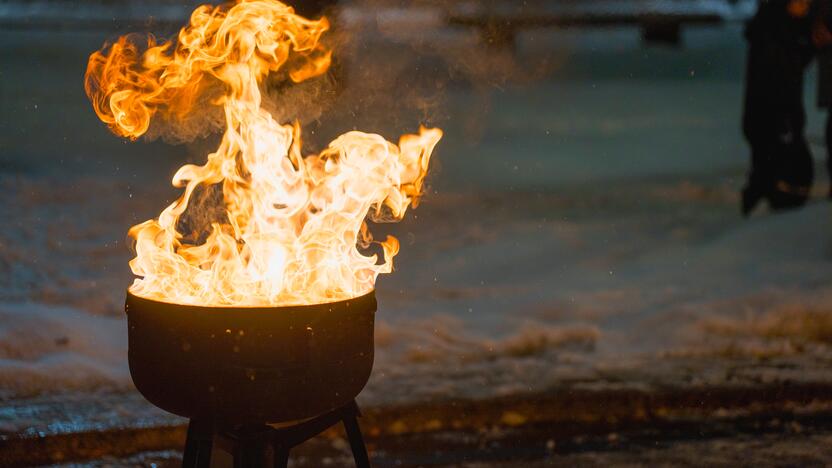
<box><xmin>85</xmin><ymin>0</ymin><xmax>442</xmax><ymax>306</ymax></box>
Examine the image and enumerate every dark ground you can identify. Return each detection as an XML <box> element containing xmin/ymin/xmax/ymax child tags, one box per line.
<box><xmin>1</xmin><ymin>381</ymin><xmax>831</xmax><ymax>466</ymax></box>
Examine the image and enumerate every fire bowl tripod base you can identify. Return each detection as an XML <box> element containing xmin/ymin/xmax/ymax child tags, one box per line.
<box><xmin>124</xmin><ymin>292</ymin><xmax>377</xmax><ymax>467</ymax></box>
<box><xmin>183</xmin><ymin>400</ymin><xmax>370</xmax><ymax>468</ymax></box>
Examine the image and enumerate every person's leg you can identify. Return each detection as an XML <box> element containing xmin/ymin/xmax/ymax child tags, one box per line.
<box><xmin>826</xmin><ymin>110</ymin><xmax>832</xmax><ymax>197</ymax></box>
<box><xmin>769</xmin><ymin>70</ymin><xmax>813</xmax><ymax>210</ymax></box>
<box><xmin>818</xmin><ymin>50</ymin><xmax>832</xmax><ymax>196</ymax></box>
<box><xmin>792</xmin><ymin>66</ymin><xmax>814</xmax><ymax>203</ymax></box>
<box><xmin>742</xmin><ymin>43</ymin><xmax>776</xmax><ymax>215</ymax></box>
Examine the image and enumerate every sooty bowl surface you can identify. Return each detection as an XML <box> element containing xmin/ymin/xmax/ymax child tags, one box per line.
<box><xmin>125</xmin><ymin>291</ymin><xmax>376</xmax><ymax>425</ymax></box>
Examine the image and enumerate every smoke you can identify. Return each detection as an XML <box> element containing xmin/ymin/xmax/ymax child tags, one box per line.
<box><xmin>285</xmin><ymin>0</ymin><xmax>566</xmax><ymax>149</ymax></box>
<box><xmin>108</xmin><ymin>0</ymin><xmax>565</xmax><ymax>151</ymax></box>
<box><xmin>143</xmin><ymin>93</ymin><xmax>226</xmax><ymax>144</ymax></box>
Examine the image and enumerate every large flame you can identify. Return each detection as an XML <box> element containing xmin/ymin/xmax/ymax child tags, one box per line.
<box><xmin>85</xmin><ymin>0</ymin><xmax>442</xmax><ymax>306</ymax></box>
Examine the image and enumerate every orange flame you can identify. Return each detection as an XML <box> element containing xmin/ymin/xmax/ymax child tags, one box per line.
<box><xmin>85</xmin><ymin>0</ymin><xmax>442</xmax><ymax>306</ymax></box>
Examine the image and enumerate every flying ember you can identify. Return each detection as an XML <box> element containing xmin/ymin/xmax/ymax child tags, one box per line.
<box><xmin>84</xmin><ymin>0</ymin><xmax>442</xmax><ymax>307</ymax></box>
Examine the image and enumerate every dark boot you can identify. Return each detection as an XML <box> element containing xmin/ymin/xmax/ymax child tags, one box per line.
<box><xmin>741</xmin><ymin>142</ymin><xmax>776</xmax><ymax>217</ymax></box>
<box><xmin>768</xmin><ymin>136</ymin><xmax>813</xmax><ymax>210</ymax></box>
<box><xmin>742</xmin><ymin>184</ymin><xmax>766</xmax><ymax>216</ymax></box>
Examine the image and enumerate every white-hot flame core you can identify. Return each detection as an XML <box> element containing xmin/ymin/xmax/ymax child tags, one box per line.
<box><xmin>85</xmin><ymin>0</ymin><xmax>442</xmax><ymax>306</ymax></box>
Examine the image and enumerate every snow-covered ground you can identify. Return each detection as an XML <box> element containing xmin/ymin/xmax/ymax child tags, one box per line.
<box><xmin>1</xmin><ymin>16</ymin><xmax>832</xmax><ymax>406</ymax></box>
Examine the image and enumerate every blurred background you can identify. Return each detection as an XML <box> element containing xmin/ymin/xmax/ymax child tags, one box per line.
<box><xmin>2</xmin><ymin>0</ymin><xmax>832</xmax><ymax>466</ymax></box>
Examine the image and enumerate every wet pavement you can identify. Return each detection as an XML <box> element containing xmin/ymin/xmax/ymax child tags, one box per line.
<box><xmin>3</xmin><ymin>379</ymin><xmax>832</xmax><ymax>466</ymax></box>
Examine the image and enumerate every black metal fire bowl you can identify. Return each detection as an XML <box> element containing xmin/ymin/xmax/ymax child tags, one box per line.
<box><xmin>125</xmin><ymin>290</ymin><xmax>376</xmax><ymax>426</ymax></box>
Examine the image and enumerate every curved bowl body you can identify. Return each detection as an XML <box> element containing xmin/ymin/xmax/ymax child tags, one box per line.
<box><xmin>125</xmin><ymin>291</ymin><xmax>376</xmax><ymax>425</ymax></box>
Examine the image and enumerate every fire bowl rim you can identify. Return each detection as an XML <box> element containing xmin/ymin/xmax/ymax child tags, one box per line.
<box><xmin>124</xmin><ymin>288</ymin><xmax>377</xmax><ymax>311</ymax></box>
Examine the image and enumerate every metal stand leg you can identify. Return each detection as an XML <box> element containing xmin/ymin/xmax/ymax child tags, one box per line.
<box><xmin>233</xmin><ymin>440</ymin><xmax>270</xmax><ymax>468</ymax></box>
<box><xmin>183</xmin><ymin>401</ymin><xmax>371</xmax><ymax>468</ymax></box>
<box><xmin>342</xmin><ymin>404</ymin><xmax>371</xmax><ymax>468</ymax></box>
<box><xmin>273</xmin><ymin>445</ymin><xmax>290</xmax><ymax>468</ymax></box>
<box><xmin>182</xmin><ymin>420</ymin><xmax>213</xmax><ymax>468</ymax></box>
<box><xmin>231</xmin><ymin>425</ymin><xmax>273</xmax><ymax>468</ymax></box>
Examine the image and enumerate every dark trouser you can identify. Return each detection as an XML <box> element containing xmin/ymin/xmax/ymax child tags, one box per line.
<box><xmin>820</xmin><ymin>50</ymin><xmax>832</xmax><ymax>185</ymax></box>
<box><xmin>743</xmin><ymin>41</ymin><xmax>814</xmax><ymax>208</ymax></box>
<box><xmin>827</xmin><ymin>112</ymin><xmax>832</xmax><ymax>184</ymax></box>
